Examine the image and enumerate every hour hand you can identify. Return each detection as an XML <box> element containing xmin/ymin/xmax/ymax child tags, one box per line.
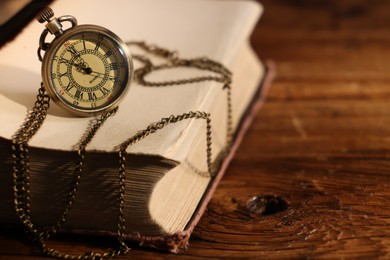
<box><xmin>74</xmin><ymin>60</ymin><xmax>92</xmax><ymax>74</ymax></box>
<box><xmin>82</xmin><ymin>67</ymin><xmax>93</xmax><ymax>74</ymax></box>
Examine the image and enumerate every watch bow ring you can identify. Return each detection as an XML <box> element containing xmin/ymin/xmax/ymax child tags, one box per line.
<box><xmin>37</xmin><ymin>7</ymin><xmax>133</xmax><ymax>116</ymax></box>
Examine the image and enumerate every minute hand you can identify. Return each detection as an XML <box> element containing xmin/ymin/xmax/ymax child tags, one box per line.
<box><xmin>90</xmin><ymin>71</ymin><xmax>117</xmax><ymax>82</ymax></box>
<box><xmin>89</xmin><ymin>70</ymin><xmax>106</xmax><ymax>77</ymax></box>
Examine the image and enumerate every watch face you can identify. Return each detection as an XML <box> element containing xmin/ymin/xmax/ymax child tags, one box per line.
<box><xmin>42</xmin><ymin>25</ymin><xmax>132</xmax><ymax>116</ymax></box>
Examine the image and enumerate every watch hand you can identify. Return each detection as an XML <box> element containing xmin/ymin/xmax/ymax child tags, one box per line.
<box><xmin>89</xmin><ymin>70</ymin><xmax>106</xmax><ymax>76</ymax></box>
<box><xmin>73</xmin><ymin>60</ymin><xmax>93</xmax><ymax>74</ymax></box>
<box><xmin>87</xmin><ymin>70</ymin><xmax>111</xmax><ymax>84</ymax></box>
<box><xmin>82</xmin><ymin>70</ymin><xmax>108</xmax><ymax>78</ymax></box>
<box><xmin>68</xmin><ymin>46</ymin><xmax>81</xmax><ymax>60</ymax></box>
<box><xmin>83</xmin><ymin>67</ymin><xmax>93</xmax><ymax>74</ymax></box>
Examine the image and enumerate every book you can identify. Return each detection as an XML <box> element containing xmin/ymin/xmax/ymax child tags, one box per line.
<box><xmin>0</xmin><ymin>0</ymin><xmax>273</xmax><ymax>253</ymax></box>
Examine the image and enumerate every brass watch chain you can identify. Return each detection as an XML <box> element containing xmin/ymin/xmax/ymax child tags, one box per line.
<box><xmin>12</xmin><ymin>41</ymin><xmax>233</xmax><ymax>259</ymax></box>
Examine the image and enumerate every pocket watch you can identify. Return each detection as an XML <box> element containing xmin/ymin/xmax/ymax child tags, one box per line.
<box><xmin>37</xmin><ymin>7</ymin><xmax>133</xmax><ymax>116</ymax></box>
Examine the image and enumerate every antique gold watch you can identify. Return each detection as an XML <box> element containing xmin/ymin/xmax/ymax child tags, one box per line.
<box><xmin>37</xmin><ymin>7</ymin><xmax>133</xmax><ymax>116</ymax></box>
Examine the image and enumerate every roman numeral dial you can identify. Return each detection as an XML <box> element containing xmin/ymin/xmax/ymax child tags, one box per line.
<box><xmin>46</xmin><ymin>26</ymin><xmax>132</xmax><ymax>116</ymax></box>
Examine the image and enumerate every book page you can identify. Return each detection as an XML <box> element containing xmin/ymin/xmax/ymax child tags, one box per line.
<box><xmin>149</xmin><ymin>42</ymin><xmax>264</xmax><ymax>233</ymax></box>
<box><xmin>0</xmin><ymin>0</ymin><xmax>263</xmax><ymax>162</ymax></box>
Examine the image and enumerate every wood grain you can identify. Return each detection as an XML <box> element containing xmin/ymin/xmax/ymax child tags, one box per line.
<box><xmin>2</xmin><ymin>0</ymin><xmax>390</xmax><ymax>258</ymax></box>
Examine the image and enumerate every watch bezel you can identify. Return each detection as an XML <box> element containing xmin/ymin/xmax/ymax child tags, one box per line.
<box><xmin>41</xmin><ymin>24</ymin><xmax>133</xmax><ymax>117</ymax></box>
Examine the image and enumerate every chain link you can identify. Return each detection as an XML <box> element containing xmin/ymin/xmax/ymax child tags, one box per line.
<box><xmin>12</xmin><ymin>41</ymin><xmax>233</xmax><ymax>259</ymax></box>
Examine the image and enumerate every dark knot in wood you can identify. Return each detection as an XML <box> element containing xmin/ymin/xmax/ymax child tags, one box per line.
<box><xmin>246</xmin><ymin>195</ymin><xmax>288</xmax><ymax>216</ymax></box>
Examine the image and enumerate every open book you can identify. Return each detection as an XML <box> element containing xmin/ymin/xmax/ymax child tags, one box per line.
<box><xmin>0</xmin><ymin>0</ymin><xmax>272</xmax><ymax>252</ymax></box>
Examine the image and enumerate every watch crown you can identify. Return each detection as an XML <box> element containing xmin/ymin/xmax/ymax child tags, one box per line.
<box><xmin>37</xmin><ymin>7</ymin><xmax>54</xmax><ymax>23</ymax></box>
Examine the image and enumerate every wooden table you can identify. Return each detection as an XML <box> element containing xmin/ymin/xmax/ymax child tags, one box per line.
<box><xmin>2</xmin><ymin>0</ymin><xmax>390</xmax><ymax>258</ymax></box>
